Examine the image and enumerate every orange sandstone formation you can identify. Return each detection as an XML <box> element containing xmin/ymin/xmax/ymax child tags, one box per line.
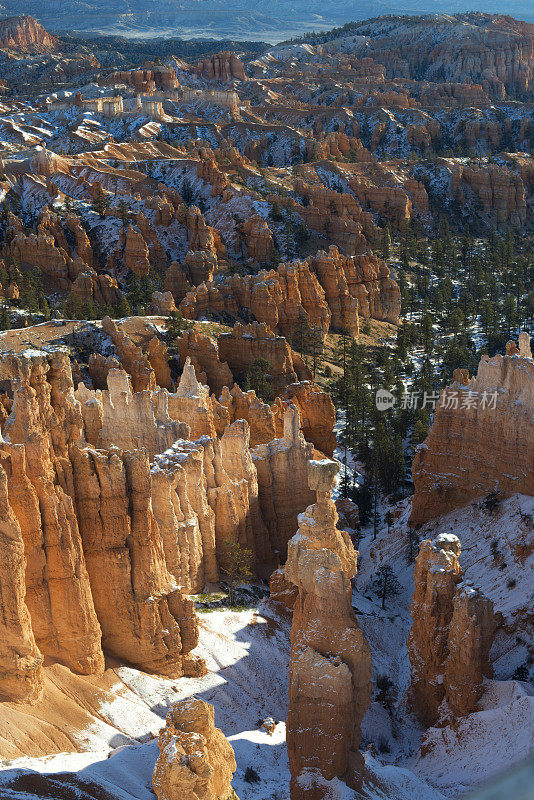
<box><xmin>76</xmin><ymin>369</ymin><xmax>188</xmax><ymax>458</ymax></box>
<box><xmin>407</xmin><ymin>534</ymin><xmax>497</xmax><ymax>724</ymax></box>
<box><xmin>177</xmin><ymin>327</ymin><xmax>233</xmax><ymax>396</ymax></box>
<box><xmin>411</xmin><ymin>336</ymin><xmax>534</xmax><ymax>524</ymax></box>
<box><xmin>101</xmin><ymin>316</ymin><xmax>157</xmax><ymax>391</ymax></box>
<box><xmin>444</xmin><ymin>585</ymin><xmax>497</xmax><ymax>718</ymax></box>
<box><xmin>180</xmin><ymin>260</ymin><xmax>331</xmax><ymax>338</ymax></box>
<box><xmin>407</xmin><ymin>533</ymin><xmax>462</xmax><ymax>726</ymax></box>
<box><xmin>217</xmin><ymin>322</ymin><xmax>312</xmax><ymax>393</ymax></box>
<box><xmin>218</xmin><ymin>384</ymin><xmax>277</xmax><ymax>446</ymax></box>
<box><xmin>153</xmin><ymin>697</ymin><xmax>237</xmax><ymax>800</ymax></box>
<box><xmin>253</xmin><ymin>406</ymin><xmax>315</xmax><ymax>561</ymax></box>
<box><xmin>269</xmin><ymin>566</ymin><xmax>298</xmax><ymax>609</ymax></box>
<box><xmin>275</xmin><ymin>381</ymin><xmax>337</xmax><ymax>456</ymax></box>
<box><xmin>180</xmin><ymin>248</ymin><xmax>400</xmax><ymax>335</ymax></box>
<box><xmin>0</xmin><ymin>351</ymin><xmax>105</xmax><ymax>680</ymax></box>
<box><xmin>285</xmin><ymin>458</ymin><xmax>372</xmax><ymax>799</ymax></box>
<box><xmin>70</xmin><ymin>444</ymin><xmax>199</xmax><ymax>675</ymax></box>
<box><xmin>0</xmin><ymin>15</ymin><xmax>57</xmax><ymax>52</ymax></box>
<box><xmin>196</xmin><ymin>51</ymin><xmax>246</xmax><ymax>82</ymax></box>
<box><xmin>241</xmin><ymin>214</ymin><xmax>275</xmax><ymax>262</ymax></box>
<box><xmin>0</xmin><ymin>464</ymin><xmax>44</xmax><ymax>703</ymax></box>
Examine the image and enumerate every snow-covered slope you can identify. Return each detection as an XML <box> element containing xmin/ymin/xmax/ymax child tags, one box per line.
<box><xmin>0</xmin><ymin>493</ymin><xmax>532</xmax><ymax>800</ymax></box>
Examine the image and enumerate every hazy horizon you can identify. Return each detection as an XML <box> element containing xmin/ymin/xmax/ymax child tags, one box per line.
<box><xmin>1</xmin><ymin>1</ymin><xmax>533</xmax><ymax>44</ymax></box>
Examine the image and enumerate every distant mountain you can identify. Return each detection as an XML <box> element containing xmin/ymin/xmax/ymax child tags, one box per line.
<box><xmin>0</xmin><ymin>1</ymin><xmax>533</xmax><ymax>43</ymax></box>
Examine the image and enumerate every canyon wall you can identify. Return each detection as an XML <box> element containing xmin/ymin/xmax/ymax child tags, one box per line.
<box><xmin>253</xmin><ymin>406</ymin><xmax>316</xmax><ymax>563</ymax></box>
<box><xmin>0</xmin><ymin>339</ymin><xmax>337</xmax><ymax>702</ymax></box>
<box><xmin>0</xmin><ymin>15</ymin><xmax>57</xmax><ymax>52</ymax></box>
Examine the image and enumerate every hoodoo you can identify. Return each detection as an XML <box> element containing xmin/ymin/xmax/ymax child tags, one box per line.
<box><xmin>285</xmin><ymin>458</ymin><xmax>372</xmax><ymax>799</ymax></box>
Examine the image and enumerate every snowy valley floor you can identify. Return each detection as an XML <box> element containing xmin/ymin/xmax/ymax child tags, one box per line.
<box><xmin>0</xmin><ymin>495</ymin><xmax>533</xmax><ymax>800</ymax></box>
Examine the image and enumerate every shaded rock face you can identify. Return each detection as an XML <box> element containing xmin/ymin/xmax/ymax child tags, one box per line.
<box><xmin>0</xmin><ymin>350</ymin><xmax>204</xmax><ymax>700</ymax></box>
<box><xmin>337</xmin><ymin>15</ymin><xmax>534</xmax><ymax>98</ymax></box>
<box><xmin>411</xmin><ymin>340</ymin><xmax>534</xmax><ymax>525</ymax></box>
<box><xmin>217</xmin><ymin>380</ymin><xmax>336</xmax><ymax>455</ymax></box>
<box><xmin>70</xmin><ymin>444</ymin><xmax>199</xmax><ymax>676</ymax></box>
<box><xmin>69</xmin><ymin>271</ymin><xmax>120</xmax><ymax>308</ymax></box>
<box><xmin>407</xmin><ymin>534</ymin><xmax>497</xmax><ymax>725</ymax></box>
<box><xmin>241</xmin><ymin>214</ymin><xmax>274</xmax><ymax>262</ymax></box>
<box><xmin>76</xmin><ymin>368</ymin><xmax>319</xmax><ymax>575</ymax></box>
<box><xmin>446</xmin><ymin>159</ymin><xmax>527</xmax><ymax>225</ymax></box>
<box><xmin>101</xmin><ymin>316</ymin><xmax>157</xmax><ymax>392</ymax></box>
<box><xmin>274</xmin><ymin>381</ymin><xmax>337</xmax><ymax>456</ymax></box>
<box><xmin>78</xmin><ymin>358</ymin><xmax>224</xmax><ymax>456</ymax></box>
<box><xmin>122</xmin><ymin>223</ymin><xmax>150</xmax><ymax>277</ymax></box>
<box><xmin>0</xmin><ymin>346</ymin><xmax>337</xmax><ymax>702</ymax></box>
<box><xmin>293</xmin><ymin>181</ymin><xmax>374</xmax><ymax>256</ymax></box>
<box><xmin>180</xmin><ymin>259</ymin><xmax>331</xmax><ymax>339</ymax></box>
<box><xmin>309</xmin><ymin>246</ymin><xmax>401</xmax><ymax>330</ymax></box>
<box><xmin>177</xmin><ymin>328</ymin><xmax>233</xmax><ymax>396</ymax></box>
<box><xmin>269</xmin><ymin>566</ymin><xmax>298</xmax><ymax>609</ymax></box>
<box><xmin>444</xmin><ymin>585</ymin><xmax>497</xmax><ymax>718</ymax></box>
<box><xmin>100</xmin><ymin>66</ymin><xmax>178</xmax><ymax>92</ymax></box>
<box><xmin>153</xmin><ymin>697</ymin><xmax>237</xmax><ymax>800</ymax></box>
<box><xmin>217</xmin><ymin>384</ymin><xmax>275</xmax><ymax>446</ymax></box>
<box><xmin>152</xmin><ymin>418</ymin><xmax>271</xmax><ymax>588</ymax></box>
<box><xmin>407</xmin><ymin>534</ymin><xmax>462</xmax><ymax>726</ymax></box>
<box><xmin>148</xmin><ymin>290</ymin><xmax>178</xmax><ymax>316</ymax></box>
<box><xmin>285</xmin><ymin>459</ymin><xmax>372</xmax><ymax>800</ymax></box>
<box><xmin>0</xmin><ymin>464</ymin><xmax>43</xmax><ymax>703</ymax></box>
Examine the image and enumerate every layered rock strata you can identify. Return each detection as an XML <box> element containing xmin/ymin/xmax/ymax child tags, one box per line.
<box><xmin>0</xmin><ymin>351</ymin><xmax>104</xmax><ymax>696</ymax></box>
<box><xmin>0</xmin><ymin>464</ymin><xmax>44</xmax><ymax>702</ymax></box>
<box><xmin>443</xmin><ymin>584</ymin><xmax>497</xmax><ymax>718</ymax></box>
<box><xmin>217</xmin><ymin>322</ymin><xmax>312</xmax><ymax>393</ymax></box>
<box><xmin>0</xmin><ymin>351</ymin><xmax>209</xmax><ymax>698</ymax></box>
<box><xmin>407</xmin><ymin>533</ymin><xmax>462</xmax><ymax>725</ymax></box>
<box><xmin>70</xmin><ymin>444</ymin><xmax>199</xmax><ymax>675</ymax></box>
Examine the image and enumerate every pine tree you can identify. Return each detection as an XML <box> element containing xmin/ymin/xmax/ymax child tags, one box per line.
<box><xmin>222</xmin><ymin>538</ymin><xmax>253</xmax><ymax>606</ymax></box>
<box><xmin>92</xmin><ymin>186</ymin><xmax>110</xmax><ymax>219</ymax></box>
<box><xmin>0</xmin><ymin>305</ymin><xmax>10</xmax><ymax>330</ymax></box>
<box><xmin>115</xmin><ymin>295</ymin><xmax>132</xmax><ymax>318</ymax></box>
<box><xmin>372</xmin><ymin>565</ymin><xmax>402</xmax><ymax>609</ymax></box>
<box><xmin>246</xmin><ymin>358</ymin><xmax>274</xmax><ymax>403</ymax></box>
<box><xmin>381</xmin><ymin>224</ymin><xmax>391</xmax><ymax>259</ymax></box>
<box><xmin>290</xmin><ymin>311</ymin><xmax>323</xmax><ymax>377</ymax></box>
